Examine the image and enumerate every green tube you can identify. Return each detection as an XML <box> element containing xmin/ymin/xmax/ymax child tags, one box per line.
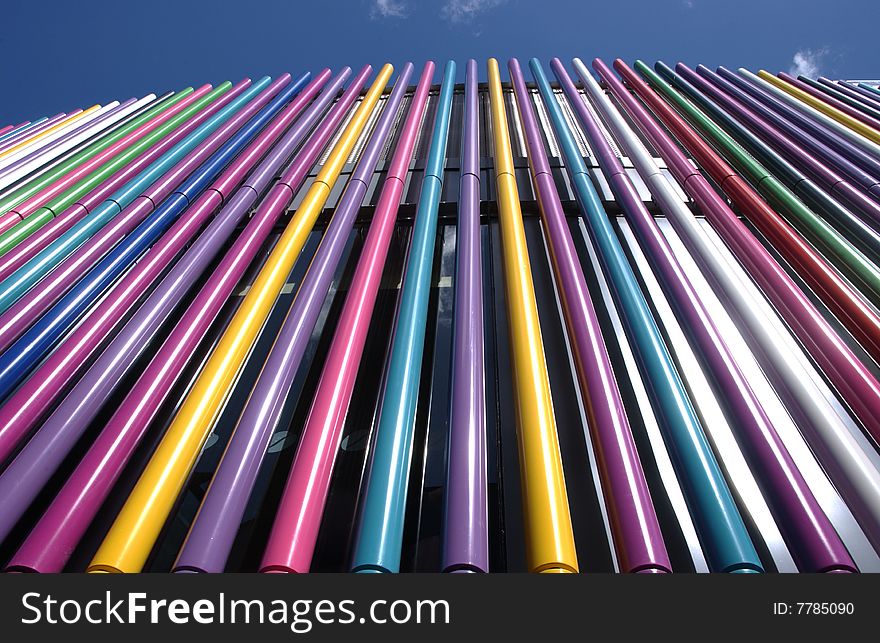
<box><xmin>0</xmin><ymin>91</ymin><xmax>191</xmax><ymax>217</ymax></box>
<box><xmin>0</xmin><ymin>83</ymin><xmax>230</xmax><ymax>258</ymax></box>
<box><xmin>635</xmin><ymin>61</ymin><xmax>880</xmax><ymax>307</ymax></box>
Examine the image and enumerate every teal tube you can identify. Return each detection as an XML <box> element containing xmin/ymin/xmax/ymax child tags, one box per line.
<box><xmin>541</xmin><ymin>59</ymin><xmax>760</xmax><ymax>572</ymax></box>
<box><xmin>350</xmin><ymin>60</ymin><xmax>456</xmax><ymax>573</ymax></box>
<box><xmin>0</xmin><ymin>77</ymin><xmax>271</xmax><ymax>315</ymax></box>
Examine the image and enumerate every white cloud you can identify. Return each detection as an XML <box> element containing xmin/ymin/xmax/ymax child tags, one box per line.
<box><xmin>441</xmin><ymin>0</ymin><xmax>508</xmax><ymax>22</ymax></box>
<box><xmin>789</xmin><ymin>47</ymin><xmax>829</xmax><ymax>78</ymax></box>
<box><xmin>371</xmin><ymin>0</ymin><xmax>408</xmax><ymax>19</ymax></box>
<box><xmin>683</xmin><ymin>0</ymin><xmax>694</xmax><ymax>8</ymax></box>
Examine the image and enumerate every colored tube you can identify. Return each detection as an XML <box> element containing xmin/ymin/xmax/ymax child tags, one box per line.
<box><xmin>0</xmin><ymin>72</ymin><xmax>310</xmax><ymax>428</ymax></box>
<box><xmin>5</xmin><ymin>67</ymin><xmax>361</xmax><ymax>573</ymax></box>
<box><xmin>544</xmin><ymin>58</ymin><xmax>759</xmax><ymax>573</ymax></box>
<box><xmin>743</xmin><ymin>70</ymin><xmax>880</xmax><ymax>163</ymax></box>
<box><xmin>758</xmin><ymin>71</ymin><xmax>880</xmax><ymax>144</ymax></box>
<box><xmin>857</xmin><ymin>83</ymin><xmax>880</xmax><ymax>102</ymax></box>
<box><xmin>520</xmin><ymin>59</ymin><xmax>670</xmax><ymax>573</ymax></box>
<box><xmin>351</xmin><ymin>61</ymin><xmax>456</xmax><ymax>574</ymax></box>
<box><xmin>595</xmin><ymin>58</ymin><xmax>880</xmax><ymax>554</ymax></box>
<box><xmin>636</xmin><ymin>62</ymin><xmax>880</xmax><ymax>365</ymax></box>
<box><xmin>837</xmin><ymin>81</ymin><xmax>880</xmax><ymax>109</ymax></box>
<box><xmin>260</xmin><ymin>61</ymin><xmax>434</xmax><ymax>574</ymax></box>
<box><xmin>173</xmin><ymin>64</ymin><xmax>411</xmax><ymax>574</ymax></box>
<box><xmin>0</xmin><ymin>76</ymin><xmax>272</xmax><ymax>378</ymax></box>
<box><xmin>473</xmin><ymin>58</ymin><xmax>578</xmax><ymax>574</ymax></box>
<box><xmin>0</xmin><ymin>120</ymin><xmax>42</xmax><ymax>140</ymax></box>
<box><xmin>706</xmin><ymin>68</ymin><xmax>880</xmax><ymax>202</ymax></box>
<box><xmin>0</xmin><ymin>98</ymin><xmax>146</xmax><ymax>190</ymax></box>
<box><xmin>0</xmin><ymin>80</ymin><xmax>252</xmax><ymax>323</ymax></box>
<box><xmin>655</xmin><ymin>62</ymin><xmax>880</xmax><ymax>308</ymax></box>
<box><xmin>728</xmin><ymin>70</ymin><xmax>880</xmax><ymax>185</ymax></box>
<box><xmin>0</xmin><ymin>113</ymin><xmax>71</xmax><ymax>154</ymax></box>
<box><xmin>442</xmin><ymin>59</ymin><xmax>488</xmax><ymax>574</ymax></box>
<box><xmin>575</xmin><ymin>58</ymin><xmax>853</xmax><ymax>573</ymax></box>
<box><xmin>672</xmin><ymin>64</ymin><xmax>880</xmax><ymax>255</ymax></box>
<box><xmin>783</xmin><ymin>73</ymin><xmax>880</xmax><ymax>131</ymax></box>
<box><xmin>689</xmin><ymin>66</ymin><xmax>880</xmax><ymax>230</ymax></box>
<box><xmin>817</xmin><ymin>78</ymin><xmax>880</xmax><ymax>115</ymax></box>
<box><xmin>0</xmin><ymin>107</ymin><xmax>101</xmax><ymax>163</ymax></box>
<box><xmin>87</xmin><ymin>64</ymin><xmax>392</xmax><ymax>574</ymax></box>
<box><xmin>0</xmin><ymin>96</ymin><xmax>169</xmax><ymax>202</ymax></box>
<box><xmin>0</xmin><ymin>89</ymin><xmax>194</xmax><ymax>226</ymax></box>
<box><xmin>618</xmin><ymin>60</ymin><xmax>880</xmax><ymax>448</ymax></box>
<box><xmin>0</xmin><ymin>86</ymin><xmax>220</xmax><ymax>270</ymax></box>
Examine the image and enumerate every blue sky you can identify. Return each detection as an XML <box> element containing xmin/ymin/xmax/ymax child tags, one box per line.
<box><xmin>2</xmin><ymin>0</ymin><xmax>878</xmax><ymax>125</ymax></box>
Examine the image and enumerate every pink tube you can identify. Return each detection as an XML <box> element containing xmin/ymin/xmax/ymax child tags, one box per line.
<box><xmin>259</xmin><ymin>61</ymin><xmax>435</xmax><ymax>574</ymax></box>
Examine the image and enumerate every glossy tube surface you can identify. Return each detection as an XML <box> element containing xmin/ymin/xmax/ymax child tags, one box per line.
<box><xmin>656</xmin><ymin>63</ymin><xmax>880</xmax><ymax>301</ymax></box>
<box><xmin>173</xmin><ymin>64</ymin><xmax>411</xmax><ymax>574</ymax></box>
<box><xmin>352</xmin><ymin>61</ymin><xmax>456</xmax><ymax>574</ymax></box>
<box><xmin>0</xmin><ymin>88</ymin><xmax>196</xmax><ymax>224</ymax></box>
<box><xmin>0</xmin><ymin>72</ymin><xmax>312</xmax><ymax>452</ymax></box>
<box><xmin>577</xmin><ymin>58</ymin><xmax>854</xmax><ymax>573</ymax></box>
<box><xmin>758</xmin><ymin>71</ymin><xmax>880</xmax><ymax>144</ymax></box>
<box><xmin>260</xmin><ymin>62</ymin><xmax>434</xmax><ymax>574</ymax></box>
<box><xmin>0</xmin><ymin>80</ymin><xmax>254</xmax><ymax>322</ymax></box>
<box><xmin>87</xmin><ymin>65</ymin><xmax>392</xmax><ymax>574</ymax></box>
<box><xmin>620</xmin><ymin>60</ymin><xmax>880</xmax><ymax>449</ymax></box>
<box><xmin>525</xmin><ymin>59</ymin><xmax>670</xmax><ymax>573</ymax></box>
<box><xmin>479</xmin><ymin>58</ymin><xmax>577</xmax><ymax>574</ymax></box>
<box><xmin>6</xmin><ymin>68</ymin><xmax>360</xmax><ymax>573</ymax></box>
<box><xmin>596</xmin><ymin>58</ymin><xmax>880</xmax><ymax>554</ymax></box>
<box><xmin>637</xmin><ymin>62</ymin><xmax>880</xmax><ymax>367</ymax></box>
<box><xmin>547</xmin><ymin>58</ymin><xmax>759</xmax><ymax>573</ymax></box>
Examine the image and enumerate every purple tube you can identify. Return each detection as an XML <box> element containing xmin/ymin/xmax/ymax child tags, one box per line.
<box><xmin>173</xmin><ymin>63</ymin><xmax>413</xmax><ymax>574</ymax></box>
<box><xmin>560</xmin><ymin>58</ymin><xmax>855</xmax><ymax>573</ymax></box>
<box><xmin>720</xmin><ymin>68</ymin><xmax>880</xmax><ymax>199</ymax></box>
<box><xmin>442</xmin><ymin>60</ymin><xmax>489</xmax><ymax>573</ymax></box>
<box><xmin>0</xmin><ymin>100</ymin><xmax>137</xmax><ymax>183</ymax></box>
<box><xmin>678</xmin><ymin>64</ymin><xmax>880</xmax><ymax>228</ymax></box>
<box><xmin>779</xmin><ymin>72</ymin><xmax>880</xmax><ymax>130</ymax></box>
<box><xmin>4</xmin><ymin>67</ymin><xmax>365</xmax><ymax>574</ymax></box>
<box><xmin>510</xmin><ymin>59</ymin><xmax>669</xmax><ymax>573</ymax></box>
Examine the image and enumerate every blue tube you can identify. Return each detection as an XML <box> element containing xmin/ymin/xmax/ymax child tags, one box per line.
<box><xmin>536</xmin><ymin>58</ymin><xmax>760</xmax><ymax>573</ymax></box>
<box><xmin>0</xmin><ymin>78</ymin><xmax>274</xmax><ymax>315</ymax></box>
<box><xmin>350</xmin><ymin>60</ymin><xmax>457</xmax><ymax>573</ymax></box>
<box><xmin>0</xmin><ymin>73</ymin><xmax>310</xmax><ymax>401</ymax></box>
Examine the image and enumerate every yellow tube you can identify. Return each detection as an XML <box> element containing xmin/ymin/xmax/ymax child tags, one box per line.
<box><xmin>758</xmin><ymin>71</ymin><xmax>880</xmax><ymax>144</ymax></box>
<box><xmin>87</xmin><ymin>64</ymin><xmax>395</xmax><ymax>574</ymax></box>
<box><xmin>486</xmin><ymin>58</ymin><xmax>578</xmax><ymax>573</ymax></box>
<box><xmin>0</xmin><ymin>106</ymin><xmax>102</xmax><ymax>159</ymax></box>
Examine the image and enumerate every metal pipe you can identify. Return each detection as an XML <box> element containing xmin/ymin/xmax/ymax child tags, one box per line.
<box><xmin>86</xmin><ymin>64</ymin><xmax>392</xmax><ymax>574</ymax></box>
<box><xmin>442</xmin><ymin>59</ymin><xmax>488</xmax><ymax>574</ymax></box>
<box><xmin>595</xmin><ymin>56</ymin><xmax>880</xmax><ymax>556</ymax></box>
<box><xmin>0</xmin><ymin>80</ymin><xmax>253</xmax><ymax>320</ymax></box>
<box><xmin>174</xmin><ymin>64</ymin><xmax>412</xmax><ymax>574</ymax></box>
<box><xmin>352</xmin><ymin>60</ymin><xmax>457</xmax><ymax>574</ymax></box>
<box><xmin>522</xmin><ymin>59</ymin><xmax>670</xmax><ymax>573</ymax></box>
<box><xmin>5</xmin><ymin>68</ymin><xmax>361</xmax><ymax>573</ymax></box>
<box><xmin>259</xmin><ymin>61</ymin><xmax>434</xmax><ymax>574</ymax></box>
<box><xmin>545</xmin><ymin>58</ymin><xmax>759</xmax><ymax>573</ymax></box>
<box><xmin>635</xmin><ymin>61</ymin><xmax>880</xmax><ymax>369</ymax></box>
